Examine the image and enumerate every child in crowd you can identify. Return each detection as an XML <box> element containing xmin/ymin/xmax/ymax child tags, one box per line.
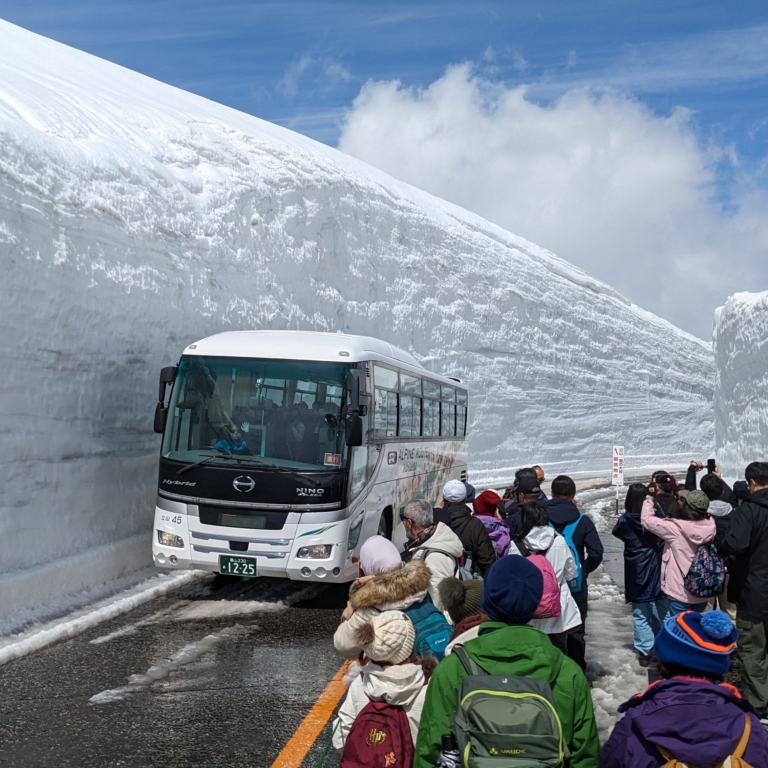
<box><xmin>332</xmin><ymin>610</ymin><xmax>433</xmax><ymax>751</ymax></box>
<box><xmin>601</xmin><ymin>610</ymin><xmax>768</xmax><ymax>767</ymax></box>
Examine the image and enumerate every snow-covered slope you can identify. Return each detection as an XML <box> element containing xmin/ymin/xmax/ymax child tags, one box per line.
<box><xmin>714</xmin><ymin>292</ymin><xmax>768</xmax><ymax>476</ymax></box>
<box><xmin>0</xmin><ymin>20</ymin><xmax>713</xmax><ymax>630</ymax></box>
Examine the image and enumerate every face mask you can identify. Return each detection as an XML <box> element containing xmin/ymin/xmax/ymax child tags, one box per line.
<box><xmin>404</xmin><ymin>521</ymin><xmax>416</xmax><ymax>542</ymax></box>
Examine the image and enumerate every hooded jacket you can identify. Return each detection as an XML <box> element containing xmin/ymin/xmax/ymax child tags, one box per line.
<box><xmin>720</xmin><ymin>487</ymin><xmax>768</xmax><ymax>618</ymax></box>
<box><xmin>612</xmin><ymin>511</ymin><xmax>664</xmax><ymax>604</ymax></box>
<box><xmin>601</xmin><ymin>678</ymin><xmax>768</xmax><ymax>768</ymax></box>
<box><xmin>434</xmin><ymin>501</ymin><xmax>497</xmax><ymax>575</ymax></box>
<box><xmin>333</xmin><ymin>660</ymin><xmax>427</xmax><ymax>748</ymax></box>
<box><xmin>640</xmin><ymin>497</ymin><xmax>716</xmax><ymax>603</ymax></box>
<box><xmin>708</xmin><ymin>498</ymin><xmax>733</xmax><ymax>548</ymax></box>
<box><xmin>544</xmin><ymin>497</ymin><xmax>604</xmax><ymax>602</ymax></box>
<box><xmin>414</xmin><ymin>623</ymin><xmax>599</xmax><ymax>768</ymax></box>
<box><xmin>333</xmin><ymin>558</ymin><xmax>431</xmax><ymax>657</ymax></box>
<box><xmin>511</xmin><ymin>526</ymin><xmax>582</xmax><ymax>634</ymax></box>
<box><xmin>404</xmin><ymin>522</ymin><xmax>465</xmax><ymax>612</ymax></box>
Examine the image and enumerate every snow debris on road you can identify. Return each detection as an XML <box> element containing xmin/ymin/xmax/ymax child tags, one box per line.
<box><xmin>586</xmin><ymin>568</ymin><xmax>647</xmax><ymax>743</ymax></box>
<box><xmin>0</xmin><ymin>571</ymin><xmax>205</xmax><ymax>666</ymax></box>
<box><xmin>89</xmin><ymin>625</ymin><xmax>247</xmax><ymax>704</ymax></box>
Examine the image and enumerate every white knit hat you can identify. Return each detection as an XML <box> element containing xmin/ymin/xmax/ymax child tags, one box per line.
<box><xmin>354</xmin><ymin>611</ymin><xmax>416</xmax><ymax>664</ymax></box>
<box><xmin>443</xmin><ymin>479</ymin><xmax>467</xmax><ymax>503</ymax></box>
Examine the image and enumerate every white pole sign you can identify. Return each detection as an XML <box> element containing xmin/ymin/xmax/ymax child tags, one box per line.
<box><xmin>612</xmin><ymin>446</ymin><xmax>625</xmax><ymax>486</ymax></box>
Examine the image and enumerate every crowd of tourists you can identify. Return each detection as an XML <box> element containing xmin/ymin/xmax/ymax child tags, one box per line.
<box><xmin>328</xmin><ymin>462</ymin><xmax>768</xmax><ymax>767</ymax></box>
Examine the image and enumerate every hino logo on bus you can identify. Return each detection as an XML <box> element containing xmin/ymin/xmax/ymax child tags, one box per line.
<box><xmin>297</xmin><ymin>488</ymin><xmax>325</xmax><ymax>497</ymax></box>
<box><xmin>163</xmin><ymin>479</ymin><xmax>197</xmax><ymax>487</ymax></box>
<box><xmin>233</xmin><ymin>476</ymin><xmax>256</xmax><ymax>493</ymax></box>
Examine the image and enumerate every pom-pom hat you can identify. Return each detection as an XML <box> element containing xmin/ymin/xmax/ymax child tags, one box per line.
<box><xmin>438</xmin><ymin>577</ymin><xmax>484</xmax><ymax>624</ymax></box>
<box><xmin>354</xmin><ymin>611</ymin><xmax>416</xmax><ymax>664</ymax></box>
<box><xmin>655</xmin><ymin>610</ymin><xmax>737</xmax><ymax>675</ymax></box>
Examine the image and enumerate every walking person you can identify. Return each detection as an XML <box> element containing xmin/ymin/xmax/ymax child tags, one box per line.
<box><xmin>400</xmin><ymin>499</ymin><xmax>464</xmax><ymax>613</ymax></box>
<box><xmin>414</xmin><ymin>557</ymin><xmax>600</xmax><ymax>768</ymax></box>
<box><xmin>471</xmin><ymin>489</ymin><xmax>510</xmax><ymax>557</ymax></box>
<box><xmin>601</xmin><ymin>610</ymin><xmax>768</xmax><ymax>767</ymax></box>
<box><xmin>333</xmin><ymin>610</ymin><xmax>433</xmax><ymax>765</ymax></box>
<box><xmin>432</xmin><ymin>479</ymin><xmax>496</xmax><ymax>576</ymax></box>
<box><xmin>612</xmin><ymin>483</ymin><xmax>666</xmax><ymax>666</ymax></box>
<box><xmin>509</xmin><ymin>502</ymin><xmax>582</xmax><ymax>652</ymax></box>
<box><xmin>545</xmin><ymin>475</ymin><xmax>604</xmax><ymax>670</ymax></box>
<box><xmin>720</xmin><ymin>461</ymin><xmax>768</xmax><ymax>722</ymax></box>
<box><xmin>641</xmin><ymin>489</ymin><xmax>716</xmax><ymax>618</ymax></box>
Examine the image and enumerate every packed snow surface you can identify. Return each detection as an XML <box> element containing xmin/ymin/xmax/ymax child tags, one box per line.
<box><xmin>714</xmin><ymin>291</ymin><xmax>768</xmax><ymax>477</ymax></box>
<box><xmin>0</xmin><ymin>20</ymin><xmax>714</xmax><ymax>629</ymax></box>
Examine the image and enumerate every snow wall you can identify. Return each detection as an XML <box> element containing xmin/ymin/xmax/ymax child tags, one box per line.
<box><xmin>0</xmin><ymin>20</ymin><xmax>714</xmax><ymax>631</ymax></box>
<box><xmin>714</xmin><ymin>291</ymin><xmax>768</xmax><ymax>477</ymax></box>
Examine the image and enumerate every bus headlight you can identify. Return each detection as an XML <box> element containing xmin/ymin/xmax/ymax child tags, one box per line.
<box><xmin>296</xmin><ymin>544</ymin><xmax>333</xmax><ymax>559</ymax></box>
<box><xmin>157</xmin><ymin>530</ymin><xmax>184</xmax><ymax>548</ymax></box>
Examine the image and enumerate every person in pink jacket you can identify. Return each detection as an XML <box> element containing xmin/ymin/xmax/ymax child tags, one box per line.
<box><xmin>641</xmin><ymin>489</ymin><xmax>716</xmax><ymax>619</ymax></box>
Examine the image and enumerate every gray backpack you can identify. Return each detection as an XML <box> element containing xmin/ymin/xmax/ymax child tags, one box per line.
<box><xmin>452</xmin><ymin>645</ymin><xmax>567</xmax><ymax>766</ymax></box>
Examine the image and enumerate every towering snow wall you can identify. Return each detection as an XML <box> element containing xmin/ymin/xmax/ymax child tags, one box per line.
<box><xmin>714</xmin><ymin>292</ymin><xmax>768</xmax><ymax>477</ymax></box>
<box><xmin>0</xmin><ymin>20</ymin><xmax>714</xmax><ymax>630</ymax></box>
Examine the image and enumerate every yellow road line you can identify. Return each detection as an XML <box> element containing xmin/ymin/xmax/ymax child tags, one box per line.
<box><xmin>270</xmin><ymin>660</ymin><xmax>352</xmax><ymax>768</ymax></box>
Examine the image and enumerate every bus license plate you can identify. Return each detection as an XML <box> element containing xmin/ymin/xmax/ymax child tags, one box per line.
<box><xmin>219</xmin><ymin>555</ymin><xmax>258</xmax><ymax>577</ymax></box>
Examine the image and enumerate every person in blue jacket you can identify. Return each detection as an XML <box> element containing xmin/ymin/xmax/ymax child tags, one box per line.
<box><xmin>612</xmin><ymin>483</ymin><xmax>666</xmax><ymax>666</ymax></box>
<box><xmin>545</xmin><ymin>475</ymin><xmax>604</xmax><ymax>670</ymax></box>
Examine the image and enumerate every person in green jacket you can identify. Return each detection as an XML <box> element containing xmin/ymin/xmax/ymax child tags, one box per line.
<box><xmin>414</xmin><ymin>556</ymin><xmax>600</xmax><ymax>767</ymax></box>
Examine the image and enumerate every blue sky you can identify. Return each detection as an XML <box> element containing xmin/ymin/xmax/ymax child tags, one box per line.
<box><xmin>3</xmin><ymin>1</ymin><xmax>766</xmax><ymax>157</ymax></box>
<box><xmin>2</xmin><ymin>1</ymin><xmax>767</xmax><ymax>336</ymax></box>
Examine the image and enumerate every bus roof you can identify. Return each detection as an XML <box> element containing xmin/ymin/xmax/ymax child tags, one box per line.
<box><xmin>182</xmin><ymin>331</ymin><xmax>465</xmax><ymax>387</ymax></box>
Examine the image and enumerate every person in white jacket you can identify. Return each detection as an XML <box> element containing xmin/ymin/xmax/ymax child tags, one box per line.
<box><xmin>332</xmin><ymin>611</ymin><xmax>433</xmax><ymax>750</ymax></box>
<box><xmin>400</xmin><ymin>499</ymin><xmax>464</xmax><ymax>614</ymax></box>
<box><xmin>510</xmin><ymin>502</ymin><xmax>582</xmax><ymax>644</ymax></box>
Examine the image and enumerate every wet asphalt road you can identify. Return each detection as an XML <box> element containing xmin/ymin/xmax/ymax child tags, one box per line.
<box><xmin>0</xmin><ymin>575</ymin><xmax>349</xmax><ymax>768</ymax></box>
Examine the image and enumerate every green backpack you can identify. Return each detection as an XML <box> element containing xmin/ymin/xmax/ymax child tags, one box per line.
<box><xmin>452</xmin><ymin>645</ymin><xmax>568</xmax><ymax>767</ymax></box>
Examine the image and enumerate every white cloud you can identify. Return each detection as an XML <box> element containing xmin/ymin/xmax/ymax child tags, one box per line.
<box><xmin>337</xmin><ymin>64</ymin><xmax>768</xmax><ymax>338</ymax></box>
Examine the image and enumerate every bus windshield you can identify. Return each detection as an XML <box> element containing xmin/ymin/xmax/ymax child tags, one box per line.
<box><xmin>162</xmin><ymin>356</ymin><xmax>352</xmax><ymax>471</ymax></box>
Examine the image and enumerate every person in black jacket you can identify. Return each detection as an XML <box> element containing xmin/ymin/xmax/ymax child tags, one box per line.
<box><xmin>685</xmin><ymin>460</ymin><xmax>734</xmax><ymax>504</ymax></box>
<box><xmin>433</xmin><ymin>479</ymin><xmax>496</xmax><ymax>576</ymax></box>
<box><xmin>545</xmin><ymin>475</ymin><xmax>604</xmax><ymax>670</ymax></box>
<box><xmin>612</xmin><ymin>483</ymin><xmax>665</xmax><ymax>666</ymax></box>
<box><xmin>719</xmin><ymin>461</ymin><xmax>768</xmax><ymax>720</ymax></box>
<box><xmin>502</xmin><ymin>474</ymin><xmax>544</xmax><ymax>536</ymax></box>
<box><xmin>648</xmin><ymin>470</ymin><xmax>680</xmax><ymax>516</ymax></box>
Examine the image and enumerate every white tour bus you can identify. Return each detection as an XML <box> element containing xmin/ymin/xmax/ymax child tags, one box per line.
<box><xmin>152</xmin><ymin>331</ymin><xmax>469</xmax><ymax>582</ymax></box>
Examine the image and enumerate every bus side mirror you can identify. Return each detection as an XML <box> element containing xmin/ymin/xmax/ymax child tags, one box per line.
<box><xmin>345</xmin><ymin>414</ymin><xmax>363</xmax><ymax>447</ymax></box>
<box><xmin>154</xmin><ymin>402</ymin><xmax>168</xmax><ymax>434</ymax></box>
<box><xmin>154</xmin><ymin>365</ymin><xmax>177</xmax><ymax>434</ymax></box>
<box><xmin>344</xmin><ymin>369</ymin><xmax>364</xmax><ymax>446</ymax></box>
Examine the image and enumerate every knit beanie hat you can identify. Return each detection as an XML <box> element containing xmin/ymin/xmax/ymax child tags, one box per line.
<box><xmin>463</xmin><ymin>483</ymin><xmax>477</xmax><ymax>503</ymax></box>
<box><xmin>481</xmin><ymin>556</ymin><xmax>543</xmax><ymax>625</ymax></box>
<box><xmin>438</xmin><ymin>577</ymin><xmax>484</xmax><ymax>624</ymax></box>
<box><xmin>678</xmin><ymin>490</ymin><xmax>710</xmax><ymax>514</ymax></box>
<box><xmin>359</xmin><ymin>535</ymin><xmax>402</xmax><ymax>576</ymax></box>
<box><xmin>655</xmin><ymin>610</ymin><xmax>737</xmax><ymax>675</ymax></box>
<box><xmin>353</xmin><ymin>611</ymin><xmax>416</xmax><ymax>664</ymax></box>
<box><xmin>473</xmin><ymin>490</ymin><xmax>501</xmax><ymax>517</ymax></box>
<box><xmin>443</xmin><ymin>479</ymin><xmax>468</xmax><ymax>503</ymax></box>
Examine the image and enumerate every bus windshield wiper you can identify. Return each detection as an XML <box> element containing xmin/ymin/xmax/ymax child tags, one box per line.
<box><xmin>176</xmin><ymin>452</ymin><xmax>238</xmax><ymax>477</ymax></box>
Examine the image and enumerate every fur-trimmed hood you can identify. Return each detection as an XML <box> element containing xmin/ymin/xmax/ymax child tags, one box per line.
<box><xmin>349</xmin><ymin>557</ymin><xmax>431</xmax><ymax>610</ymax></box>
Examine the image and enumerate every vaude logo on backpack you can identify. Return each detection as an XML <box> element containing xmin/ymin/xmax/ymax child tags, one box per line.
<box><xmin>452</xmin><ymin>645</ymin><xmax>567</xmax><ymax>767</ymax></box>
<box><xmin>340</xmin><ymin>699</ymin><xmax>414</xmax><ymax>768</ymax></box>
